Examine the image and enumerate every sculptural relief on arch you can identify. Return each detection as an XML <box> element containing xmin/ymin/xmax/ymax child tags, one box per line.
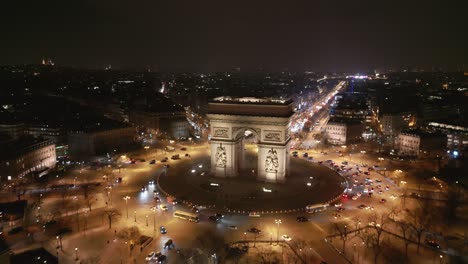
<box><xmin>207</xmin><ymin>97</ymin><xmax>294</xmax><ymax>183</ymax></box>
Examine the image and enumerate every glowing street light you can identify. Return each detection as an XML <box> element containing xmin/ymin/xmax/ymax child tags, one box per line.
<box><xmin>275</xmin><ymin>219</ymin><xmax>282</xmax><ymax>242</ymax></box>
<box><xmin>150</xmin><ymin>206</ymin><xmax>157</xmax><ymax>232</ymax></box>
<box><xmin>123</xmin><ymin>196</ymin><xmax>131</xmax><ymax>219</ymax></box>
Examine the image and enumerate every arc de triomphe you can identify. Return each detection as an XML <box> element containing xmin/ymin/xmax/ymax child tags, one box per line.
<box><xmin>207</xmin><ymin>97</ymin><xmax>293</xmax><ymax>183</ymax></box>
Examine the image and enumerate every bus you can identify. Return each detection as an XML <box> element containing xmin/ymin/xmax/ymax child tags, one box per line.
<box><xmin>305</xmin><ymin>203</ymin><xmax>329</xmax><ymax>214</ymax></box>
<box><xmin>173</xmin><ymin>210</ymin><xmax>199</xmax><ymax>223</ymax></box>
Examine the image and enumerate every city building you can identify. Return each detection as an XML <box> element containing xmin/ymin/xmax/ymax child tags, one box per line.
<box><xmin>397</xmin><ymin>130</ymin><xmax>446</xmax><ymax>157</ymax></box>
<box><xmin>0</xmin><ymin>136</ymin><xmax>56</xmax><ymax>179</ymax></box>
<box><xmin>427</xmin><ymin>121</ymin><xmax>468</xmax><ymax>150</ymax></box>
<box><xmin>129</xmin><ymin>96</ymin><xmax>189</xmax><ymax>139</ymax></box>
<box><xmin>380</xmin><ymin>111</ymin><xmax>417</xmax><ymax>136</ymax></box>
<box><xmin>68</xmin><ymin>121</ymin><xmax>135</xmax><ymax>158</ymax></box>
<box><xmin>330</xmin><ymin>92</ymin><xmax>371</xmax><ymax>122</ymax></box>
<box><xmin>325</xmin><ymin>119</ymin><xmax>364</xmax><ymax>145</ymax></box>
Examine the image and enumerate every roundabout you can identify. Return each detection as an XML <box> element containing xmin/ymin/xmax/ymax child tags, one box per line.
<box><xmin>157</xmin><ymin>151</ymin><xmax>346</xmax><ymax>213</ymax></box>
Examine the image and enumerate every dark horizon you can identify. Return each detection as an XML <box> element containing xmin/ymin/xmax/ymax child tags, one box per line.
<box><xmin>1</xmin><ymin>0</ymin><xmax>467</xmax><ymax>72</ymax></box>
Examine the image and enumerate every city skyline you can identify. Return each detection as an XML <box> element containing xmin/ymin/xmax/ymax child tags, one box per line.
<box><xmin>1</xmin><ymin>0</ymin><xmax>467</xmax><ymax>72</ymax></box>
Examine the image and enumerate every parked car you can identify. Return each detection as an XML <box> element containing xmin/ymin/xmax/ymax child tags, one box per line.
<box><xmin>247</xmin><ymin>227</ymin><xmax>262</xmax><ymax>234</ymax></box>
<box><xmin>281</xmin><ymin>234</ymin><xmax>292</xmax><ymax>241</ymax></box>
<box><xmin>296</xmin><ymin>216</ymin><xmax>308</xmax><ymax>222</ymax></box>
<box><xmin>146</xmin><ymin>252</ymin><xmax>156</xmax><ymax>261</ymax></box>
<box><xmin>149</xmin><ymin>160</ymin><xmax>156</xmax><ymax>164</ymax></box>
<box><xmin>160</xmin><ymin>204</ymin><xmax>168</xmax><ymax>211</ymax></box>
<box><xmin>228</xmin><ymin>225</ymin><xmax>238</xmax><ymax>230</ymax></box>
<box><xmin>160</xmin><ymin>226</ymin><xmax>167</xmax><ymax>234</ymax></box>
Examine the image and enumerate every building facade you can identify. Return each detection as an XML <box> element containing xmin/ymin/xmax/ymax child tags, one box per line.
<box><xmin>68</xmin><ymin>126</ymin><xmax>135</xmax><ymax>158</ymax></box>
<box><xmin>397</xmin><ymin>130</ymin><xmax>446</xmax><ymax>157</ymax></box>
<box><xmin>325</xmin><ymin>120</ymin><xmax>364</xmax><ymax>145</ymax></box>
<box><xmin>0</xmin><ymin>138</ymin><xmax>56</xmax><ymax>179</ymax></box>
<box><xmin>129</xmin><ymin>110</ymin><xmax>189</xmax><ymax>139</ymax></box>
<box><xmin>380</xmin><ymin>112</ymin><xmax>417</xmax><ymax>136</ymax></box>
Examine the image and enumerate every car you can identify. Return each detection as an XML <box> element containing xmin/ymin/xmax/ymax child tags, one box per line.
<box><xmin>380</xmin><ymin>199</ymin><xmax>387</xmax><ymax>203</ymax></box>
<box><xmin>249</xmin><ymin>212</ymin><xmax>261</xmax><ymax>217</ymax></box>
<box><xmin>378</xmin><ymin>190</ymin><xmax>383</xmax><ymax>194</ymax></box>
<box><xmin>334</xmin><ymin>203</ymin><xmax>342</xmax><ymax>207</ymax></box>
<box><xmin>385</xmin><ymin>185</ymin><xmax>390</xmax><ymax>191</ymax></box>
<box><xmin>342</xmin><ymin>193</ymin><xmax>348</xmax><ymax>198</ymax></box>
<box><xmin>425</xmin><ymin>239</ymin><xmax>440</xmax><ymax>249</ymax></box>
<box><xmin>156</xmin><ymin>254</ymin><xmax>167</xmax><ymax>263</ymax></box>
<box><xmin>296</xmin><ymin>216</ymin><xmax>308</xmax><ymax>222</ymax></box>
<box><xmin>215</xmin><ymin>213</ymin><xmax>224</xmax><ymax>219</ymax></box>
<box><xmin>281</xmin><ymin>234</ymin><xmax>292</xmax><ymax>241</ymax></box>
<box><xmin>247</xmin><ymin>227</ymin><xmax>262</xmax><ymax>234</ymax></box>
<box><xmin>140</xmin><ymin>159</ymin><xmax>146</xmax><ymax>162</ymax></box>
<box><xmin>333</xmin><ymin>213</ymin><xmax>341</xmax><ymax>219</ymax></box>
<box><xmin>341</xmin><ymin>161</ymin><xmax>348</xmax><ymax>165</ymax></box>
<box><xmin>154</xmin><ymin>196</ymin><xmax>161</xmax><ymax>202</ymax></box>
<box><xmin>163</xmin><ymin>164</ymin><xmax>170</xmax><ymax>168</ymax></box>
<box><xmin>160</xmin><ymin>205</ymin><xmax>168</xmax><ymax>211</ymax></box>
<box><xmin>375</xmin><ymin>179</ymin><xmax>382</xmax><ymax>183</ymax></box>
<box><xmin>228</xmin><ymin>225</ymin><xmax>238</xmax><ymax>230</ymax></box>
<box><xmin>307</xmin><ymin>157</ymin><xmax>313</xmax><ymax>161</ymax></box>
<box><xmin>180</xmin><ymin>147</ymin><xmax>187</xmax><ymax>151</ymax></box>
<box><xmin>410</xmin><ymin>192</ymin><xmax>421</xmax><ymax>198</ymax></box>
<box><xmin>146</xmin><ymin>252</ymin><xmax>156</xmax><ymax>261</ymax></box>
<box><xmin>185</xmin><ymin>153</ymin><xmax>190</xmax><ymax>157</ymax></box>
<box><xmin>141</xmin><ymin>186</ymin><xmax>147</xmax><ymax>192</ymax></box>
<box><xmin>208</xmin><ymin>215</ymin><xmax>219</xmax><ymax>222</ymax></box>
<box><xmin>352</xmin><ymin>195</ymin><xmax>359</xmax><ymax>200</ymax></box>
<box><xmin>191</xmin><ymin>207</ymin><xmax>200</xmax><ymax>213</ymax></box>
<box><xmin>357</xmin><ymin>192</ymin><xmax>362</xmax><ymax>197</ymax></box>
<box><xmin>160</xmin><ymin>226</ymin><xmax>167</xmax><ymax>234</ymax></box>
<box><xmin>149</xmin><ymin>160</ymin><xmax>156</xmax><ymax>164</ymax></box>
<box><xmin>336</xmin><ymin>207</ymin><xmax>345</xmax><ymax>212</ymax></box>
<box><xmin>358</xmin><ymin>204</ymin><xmax>367</xmax><ymax>209</ymax></box>
<box><xmin>364</xmin><ymin>172</ymin><xmax>370</xmax><ymax>175</ymax></box>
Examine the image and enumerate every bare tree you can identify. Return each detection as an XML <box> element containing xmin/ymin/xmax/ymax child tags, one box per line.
<box><xmin>367</xmin><ymin>212</ymin><xmax>388</xmax><ymax>248</ymax></box>
<box><xmin>441</xmin><ymin>185</ymin><xmax>463</xmax><ymax>225</ymax></box>
<box><xmin>193</xmin><ymin>228</ymin><xmax>226</xmax><ymax>260</ymax></box>
<box><xmin>333</xmin><ymin>223</ymin><xmax>348</xmax><ymax>255</ymax></box>
<box><xmin>12</xmin><ymin>181</ymin><xmax>27</xmax><ymax>200</ymax></box>
<box><xmin>104</xmin><ymin>208</ymin><xmax>121</xmax><ymax>229</ymax></box>
<box><xmin>397</xmin><ymin>220</ymin><xmax>412</xmax><ymax>257</ymax></box>
<box><xmin>408</xmin><ymin>203</ymin><xmax>433</xmax><ymax>254</ymax></box>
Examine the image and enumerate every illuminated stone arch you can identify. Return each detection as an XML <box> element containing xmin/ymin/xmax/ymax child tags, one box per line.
<box><xmin>207</xmin><ymin>97</ymin><xmax>293</xmax><ymax>183</ymax></box>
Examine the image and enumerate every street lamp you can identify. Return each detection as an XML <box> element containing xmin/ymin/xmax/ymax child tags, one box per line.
<box><xmin>275</xmin><ymin>219</ymin><xmax>282</xmax><ymax>242</ymax></box>
<box><xmin>123</xmin><ymin>196</ymin><xmax>131</xmax><ymax>219</ymax></box>
<box><xmin>150</xmin><ymin>206</ymin><xmax>157</xmax><ymax>232</ymax></box>
<box><xmin>134</xmin><ymin>210</ymin><xmax>137</xmax><ymax>222</ymax></box>
<box><xmin>146</xmin><ymin>215</ymin><xmax>148</xmax><ymax>227</ymax></box>
<box><xmin>55</xmin><ymin>236</ymin><xmax>60</xmax><ymax>249</ymax></box>
<box><xmin>244</xmin><ymin>232</ymin><xmax>247</xmax><ymax>241</ymax></box>
<box><xmin>75</xmin><ymin>247</ymin><xmax>79</xmax><ymax>261</ymax></box>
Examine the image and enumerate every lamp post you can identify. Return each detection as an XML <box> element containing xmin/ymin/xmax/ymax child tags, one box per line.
<box><xmin>134</xmin><ymin>210</ymin><xmax>137</xmax><ymax>222</ymax></box>
<box><xmin>344</xmin><ymin>225</ymin><xmax>347</xmax><ymax>239</ymax></box>
<box><xmin>270</xmin><ymin>232</ymin><xmax>272</xmax><ymax>245</ymax></box>
<box><xmin>358</xmin><ymin>221</ymin><xmax>361</xmax><ymax>233</ymax></box>
<box><xmin>146</xmin><ymin>215</ymin><xmax>148</xmax><ymax>227</ymax></box>
<box><xmin>243</xmin><ymin>232</ymin><xmax>246</xmax><ymax>241</ymax></box>
<box><xmin>123</xmin><ymin>196</ymin><xmax>130</xmax><ymax>219</ymax></box>
<box><xmin>75</xmin><ymin>247</ymin><xmax>79</xmax><ymax>261</ymax></box>
<box><xmin>275</xmin><ymin>219</ymin><xmax>282</xmax><ymax>243</ymax></box>
<box><xmin>150</xmin><ymin>207</ymin><xmax>157</xmax><ymax>232</ymax></box>
<box><xmin>55</xmin><ymin>236</ymin><xmax>60</xmax><ymax>249</ymax></box>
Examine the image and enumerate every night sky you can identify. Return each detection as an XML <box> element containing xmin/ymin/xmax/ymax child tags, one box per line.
<box><xmin>1</xmin><ymin>0</ymin><xmax>467</xmax><ymax>72</ymax></box>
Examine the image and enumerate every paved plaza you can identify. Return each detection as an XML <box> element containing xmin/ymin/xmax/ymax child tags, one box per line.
<box><xmin>158</xmin><ymin>150</ymin><xmax>345</xmax><ymax>212</ymax></box>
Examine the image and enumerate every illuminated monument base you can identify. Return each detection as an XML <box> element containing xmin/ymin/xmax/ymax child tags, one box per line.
<box><xmin>207</xmin><ymin>97</ymin><xmax>293</xmax><ymax>183</ymax></box>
